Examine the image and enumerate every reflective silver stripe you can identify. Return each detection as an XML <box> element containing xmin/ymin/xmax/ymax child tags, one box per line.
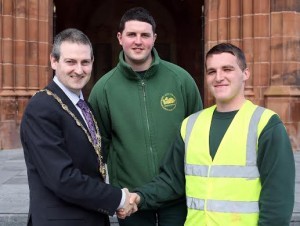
<box><xmin>207</xmin><ymin>199</ymin><xmax>259</xmax><ymax>213</ymax></box>
<box><xmin>185</xmin><ymin>164</ymin><xmax>259</xmax><ymax>178</ymax></box>
<box><xmin>187</xmin><ymin>197</ymin><xmax>259</xmax><ymax>213</ymax></box>
<box><xmin>185</xmin><ymin>164</ymin><xmax>208</xmax><ymax>176</ymax></box>
<box><xmin>184</xmin><ymin>111</ymin><xmax>201</xmax><ymax>151</ymax></box>
<box><xmin>246</xmin><ymin>106</ymin><xmax>265</xmax><ymax>165</ymax></box>
<box><xmin>187</xmin><ymin>196</ymin><xmax>205</xmax><ymax>210</ymax></box>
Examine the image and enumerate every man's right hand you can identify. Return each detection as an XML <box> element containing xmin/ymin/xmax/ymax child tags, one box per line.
<box><xmin>117</xmin><ymin>190</ymin><xmax>140</xmax><ymax>219</ymax></box>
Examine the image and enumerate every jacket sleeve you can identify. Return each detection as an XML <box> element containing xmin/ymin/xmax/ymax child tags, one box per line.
<box><xmin>134</xmin><ymin>132</ymin><xmax>186</xmax><ymax>209</ymax></box>
<box><xmin>21</xmin><ymin>97</ymin><xmax>122</xmax><ymax>216</ymax></box>
<box><xmin>257</xmin><ymin>115</ymin><xmax>295</xmax><ymax>226</ymax></box>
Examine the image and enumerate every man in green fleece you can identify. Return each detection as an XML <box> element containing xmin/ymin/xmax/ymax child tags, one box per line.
<box><xmin>127</xmin><ymin>43</ymin><xmax>295</xmax><ymax>226</ymax></box>
<box><xmin>88</xmin><ymin>7</ymin><xmax>202</xmax><ymax>226</ymax></box>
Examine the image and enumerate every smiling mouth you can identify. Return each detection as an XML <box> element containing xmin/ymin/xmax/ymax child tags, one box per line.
<box><xmin>215</xmin><ymin>85</ymin><xmax>225</xmax><ymax>88</ymax></box>
<box><xmin>70</xmin><ymin>75</ymin><xmax>83</xmax><ymax>78</ymax></box>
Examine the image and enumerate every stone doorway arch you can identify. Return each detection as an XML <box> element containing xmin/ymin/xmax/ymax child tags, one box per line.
<box><xmin>53</xmin><ymin>0</ymin><xmax>205</xmax><ymax>98</ymax></box>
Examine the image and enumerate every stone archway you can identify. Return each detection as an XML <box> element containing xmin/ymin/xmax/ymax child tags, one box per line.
<box><xmin>53</xmin><ymin>0</ymin><xmax>205</xmax><ymax>98</ymax></box>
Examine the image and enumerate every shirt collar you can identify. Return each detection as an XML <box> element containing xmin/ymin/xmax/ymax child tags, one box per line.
<box><xmin>53</xmin><ymin>76</ymin><xmax>84</xmax><ymax>105</ymax></box>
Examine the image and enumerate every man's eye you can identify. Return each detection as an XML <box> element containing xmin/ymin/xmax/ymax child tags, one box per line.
<box><xmin>142</xmin><ymin>34</ymin><xmax>151</xmax><ymax>38</ymax></box>
<box><xmin>82</xmin><ymin>61</ymin><xmax>91</xmax><ymax>66</ymax></box>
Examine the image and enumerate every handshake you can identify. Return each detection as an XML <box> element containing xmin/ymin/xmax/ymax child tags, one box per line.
<box><xmin>117</xmin><ymin>188</ymin><xmax>141</xmax><ymax>219</ymax></box>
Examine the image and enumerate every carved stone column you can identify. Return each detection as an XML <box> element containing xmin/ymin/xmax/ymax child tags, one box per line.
<box><xmin>0</xmin><ymin>0</ymin><xmax>53</xmax><ymax>149</ymax></box>
<box><xmin>264</xmin><ymin>1</ymin><xmax>300</xmax><ymax>151</ymax></box>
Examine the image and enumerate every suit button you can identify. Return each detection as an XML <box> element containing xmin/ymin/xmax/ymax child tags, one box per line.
<box><xmin>97</xmin><ymin>208</ymin><xmax>103</xmax><ymax>213</ymax></box>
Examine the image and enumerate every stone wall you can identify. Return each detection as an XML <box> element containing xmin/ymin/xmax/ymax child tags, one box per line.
<box><xmin>0</xmin><ymin>0</ymin><xmax>53</xmax><ymax>149</ymax></box>
<box><xmin>204</xmin><ymin>0</ymin><xmax>300</xmax><ymax>151</ymax></box>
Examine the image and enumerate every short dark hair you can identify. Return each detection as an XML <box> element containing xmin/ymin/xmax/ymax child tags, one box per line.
<box><xmin>206</xmin><ymin>43</ymin><xmax>247</xmax><ymax>71</ymax></box>
<box><xmin>119</xmin><ymin>7</ymin><xmax>156</xmax><ymax>33</ymax></box>
<box><xmin>51</xmin><ymin>28</ymin><xmax>94</xmax><ymax>61</ymax></box>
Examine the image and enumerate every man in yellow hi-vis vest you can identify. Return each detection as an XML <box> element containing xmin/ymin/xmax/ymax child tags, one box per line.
<box><xmin>118</xmin><ymin>43</ymin><xmax>295</xmax><ymax>226</ymax></box>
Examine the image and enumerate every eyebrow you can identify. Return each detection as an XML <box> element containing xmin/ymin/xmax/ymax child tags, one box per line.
<box><xmin>206</xmin><ymin>64</ymin><xmax>235</xmax><ymax>72</ymax></box>
<box><xmin>222</xmin><ymin>65</ymin><xmax>235</xmax><ymax>69</ymax></box>
<box><xmin>207</xmin><ymin>64</ymin><xmax>235</xmax><ymax>69</ymax></box>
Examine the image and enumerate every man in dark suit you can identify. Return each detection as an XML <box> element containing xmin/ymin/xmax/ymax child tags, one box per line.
<box><xmin>20</xmin><ymin>28</ymin><xmax>136</xmax><ymax>226</ymax></box>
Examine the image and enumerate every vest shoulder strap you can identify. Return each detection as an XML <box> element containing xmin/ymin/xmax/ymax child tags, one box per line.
<box><xmin>185</xmin><ymin>111</ymin><xmax>201</xmax><ymax>146</ymax></box>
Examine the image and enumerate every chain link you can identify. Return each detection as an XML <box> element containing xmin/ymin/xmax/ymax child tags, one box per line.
<box><xmin>37</xmin><ymin>89</ymin><xmax>106</xmax><ymax>178</ymax></box>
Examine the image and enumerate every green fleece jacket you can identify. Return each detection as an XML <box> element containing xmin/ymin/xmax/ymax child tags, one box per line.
<box><xmin>136</xmin><ymin>110</ymin><xmax>295</xmax><ymax>226</ymax></box>
<box><xmin>89</xmin><ymin>48</ymin><xmax>202</xmax><ymax>191</ymax></box>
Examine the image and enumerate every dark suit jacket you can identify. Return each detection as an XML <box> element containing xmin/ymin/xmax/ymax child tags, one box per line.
<box><xmin>20</xmin><ymin>81</ymin><xmax>122</xmax><ymax>226</ymax></box>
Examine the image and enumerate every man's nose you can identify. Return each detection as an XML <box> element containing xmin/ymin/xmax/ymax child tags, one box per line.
<box><xmin>74</xmin><ymin>64</ymin><xmax>83</xmax><ymax>74</ymax></box>
<box><xmin>215</xmin><ymin>70</ymin><xmax>224</xmax><ymax>81</ymax></box>
<box><xmin>134</xmin><ymin>35</ymin><xmax>142</xmax><ymax>44</ymax></box>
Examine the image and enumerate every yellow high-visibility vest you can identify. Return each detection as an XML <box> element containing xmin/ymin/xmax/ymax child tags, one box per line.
<box><xmin>181</xmin><ymin>100</ymin><xmax>275</xmax><ymax>226</ymax></box>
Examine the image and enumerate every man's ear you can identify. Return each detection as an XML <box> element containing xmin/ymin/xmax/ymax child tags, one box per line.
<box><xmin>50</xmin><ymin>54</ymin><xmax>57</xmax><ymax>70</ymax></box>
<box><xmin>243</xmin><ymin>68</ymin><xmax>250</xmax><ymax>82</ymax></box>
<box><xmin>117</xmin><ymin>32</ymin><xmax>122</xmax><ymax>45</ymax></box>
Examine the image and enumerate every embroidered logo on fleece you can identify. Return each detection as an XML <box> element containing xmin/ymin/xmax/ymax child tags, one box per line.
<box><xmin>161</xmin><ymin>93</ymin><xmax>176</xmax><ymax>111</ymax></box>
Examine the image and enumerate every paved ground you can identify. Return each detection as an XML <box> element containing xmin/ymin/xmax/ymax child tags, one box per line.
<box><xmin>0</xmin><ymin>148</ymin><xmax>299</xmax><ymax>226</ymax></box>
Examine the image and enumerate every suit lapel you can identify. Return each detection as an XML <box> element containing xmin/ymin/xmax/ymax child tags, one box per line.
<box><xmin>45</xmin><ymin>81</ymin><xmax>89</xmax><ymax>131</ymax></box>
